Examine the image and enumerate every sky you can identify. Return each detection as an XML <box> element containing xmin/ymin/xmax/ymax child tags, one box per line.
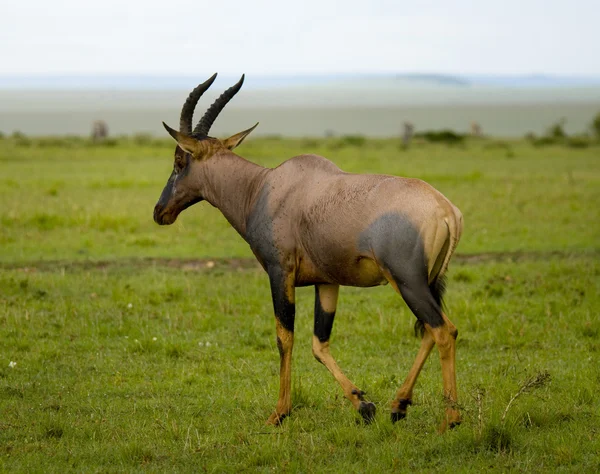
<box><xmin>1</xmin><ymin>0</ymin><xmax>599</xmax><ymax>77</ymax></box>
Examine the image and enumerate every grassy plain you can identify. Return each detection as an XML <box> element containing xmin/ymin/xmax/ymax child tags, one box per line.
<box><xmin>1</xmin><ymin>135</ymin><xmax>599</xmax><ymax>472</ymax></box>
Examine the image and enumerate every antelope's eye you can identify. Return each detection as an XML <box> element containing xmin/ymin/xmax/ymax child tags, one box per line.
<box><xmin>174</xmin><ymin>155</ymin><xmax>186</xmax><ymax>171</ymax></box>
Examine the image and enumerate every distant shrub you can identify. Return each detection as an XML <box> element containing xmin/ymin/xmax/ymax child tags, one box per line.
<box><xmin>414</xmin><ymin>129</ymin><xmax>464</xmax><ymax>144</ymax></box>
<box><xmin>531</xmin><ymin>136</ymin><xmax>559</xmax><ymax>147</ymax></box>
<box><xmin>100</xmin><ymin>138</ymin><xmax>119</xmax><ymax>147</ymax></box>
<box><xmin>529</xmin><ymin>117</ymin><xmax>596</xmax><ymax>148</ymax></box>
<box><xmin>566</xmin><ymin>135</ymin><xmax>591</xmax><ymax>149</ymax></box>
<box><xmin>36</xmin><ymin>136</ymin><xmax>87</xmax><ymax>148</ymax></box>
<box><xmin>132</xmin><ymin>133</ymin><xmax>154</xmax><ymax>146</ymax></box>
<box><xmin>301</xmin><ymin>138</ymin><xmax>320</xmax><ymax>148</ymax></box>
<box><xmin>0</xmin><ymin>130</ymin><xmax>4</xmax><ymax>139</ymax></box>
<box><xmin>591</xmin><ymin>112</ymin><xmax>600</xmax><ymax>139</ymax></box>
<box><xmin>547</xmin><ymin>118</ymin><xmax>567</xmax><ymax>139</ymax></box>
<box><xmin>337</xmin><ymin>135</ymin><xmax>366</xmax><ymax>147</ymax></box>
<box><xmin>12</xmin><ymin>131</ymin><xmax>32</xmax><ymax>147</ymax></box>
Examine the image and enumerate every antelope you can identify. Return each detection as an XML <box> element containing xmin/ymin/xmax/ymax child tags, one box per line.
<box><xmin>153</xmin><ymin>74</ymin><xmax>464</xmax><ymax>431</ymax></box>
<box><xmin>91</xmin><ymin>120</ymin><xmax>109</xmax><ymax>142</ymax></box>
<box><xmin>402</xmin><ymin>121</ymin><xmax>415</xmax><ymax>148</ymax></box>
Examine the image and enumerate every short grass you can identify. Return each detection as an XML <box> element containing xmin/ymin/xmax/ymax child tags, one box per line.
<box><xmin>0</xmin><ymin>136</ymin><xmax>598</xmax><ymax>261</ymax></box>
<box><xmin>1</xmin><ymin>257</ymin><xmax>598</xmax><ymax>472</ymax></box>
<box><xmin>1</xmin><ymin>135</ymin><xmax>599</xmax><ymax>472</ymax></box>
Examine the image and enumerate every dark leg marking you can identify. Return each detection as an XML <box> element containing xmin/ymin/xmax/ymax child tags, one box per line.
<box><xmin>269</xmin><ymin>266</ymin><xmax>295</xmax><ymax>332</ymax></box>
<box><xmin>352</xmin><ymin>389</ymin><xmax>376</xmax><ymax>423</ymax></box>
<box><xmin>391</xmin><ymin>399</ymin><xmax>412</xmax><ymax>423</ymax></box>
<box><xmin>314</xmin><ymin>286</ymin><xmax>336</xmax><ymax>343</ymax></box>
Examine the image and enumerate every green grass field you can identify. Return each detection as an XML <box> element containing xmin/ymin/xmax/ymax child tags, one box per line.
<box><xmin>1</xmin><ymin>135</ymin><xmax>599</xmax><ymax>472</ymax></box>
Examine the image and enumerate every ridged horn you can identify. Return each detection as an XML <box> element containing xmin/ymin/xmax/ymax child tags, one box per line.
<box><xmin>179</xmin><ymin>73</ymin><xmax>218</xmax><ymax>134</ymax></box>
<box><xmin>194</xmin><ymin>74</ymin><xmax>245</xmax><ymax>137</ymax></box>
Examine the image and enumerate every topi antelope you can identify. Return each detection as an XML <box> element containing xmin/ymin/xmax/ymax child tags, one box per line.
<box><xmin>153</xmin><ymin>74</ymin><xmax>464</xmax><ymax>431</ymax></box>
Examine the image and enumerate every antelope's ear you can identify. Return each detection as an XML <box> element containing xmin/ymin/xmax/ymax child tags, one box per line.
<box><xmin>222</xmin><ymin>122</ymin><xmax>259</xmax><ymax>150</ymax></box>
<box><xmin>162</xmin><ymin>122</ymin><xmax>201</xmax><ymax>155</ymax></box>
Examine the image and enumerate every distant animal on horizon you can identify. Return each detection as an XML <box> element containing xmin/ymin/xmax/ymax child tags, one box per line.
<box><xmin>402</xmin><ymin>121</ymin><xmax>414</xmax><ymax>148</ymax></box>
<box><xmin>470</xmin><ymin>121</ymin><xmax>482</xmax><ymax>137</ymax></box>
<box><xmin>153</xmin><ymin>74</ymin><xmax>464</xmax><ymax>431</ymax></box>
<box><xmin>91</xmin><ymin>120</ymin><xmax>108</xmax><ymax>142</ymax></box>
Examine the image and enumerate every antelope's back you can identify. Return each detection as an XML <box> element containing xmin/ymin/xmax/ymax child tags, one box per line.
<box><xmin>264</xmin><ymin>154</ymin><xmax>461</xmax><ymax>286</ymax></box>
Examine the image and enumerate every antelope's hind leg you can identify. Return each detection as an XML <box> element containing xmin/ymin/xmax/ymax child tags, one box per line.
<box><xmin>385</xmin><ymin>270</ymin><xmax>461</xmax><ymax>432</ymax></box>
<box><xmin>312</xmin><ymin>284</ymin><xmax>376</xmax><ymax>423</ymax></box>
<box><xmin>391</xmin><ymin>326</ymin><xmax>435</xmax><ymax>422</ymax></box>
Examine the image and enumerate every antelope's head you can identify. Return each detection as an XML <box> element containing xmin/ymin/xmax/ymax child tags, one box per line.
<box><xmin>153</xmin><ymin>73</ymin><xmax>258</xmax><ymax>225</ymax></box>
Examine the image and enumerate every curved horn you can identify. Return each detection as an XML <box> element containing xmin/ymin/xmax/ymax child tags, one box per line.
<box><xmin>179</xmin><ymin>73</ymin><xmax>218</xmax><ymax>133</ymax></box>
<box><xmin>194</xmin><ymin>74</ymin><xmax>245</xmax><ymax>136</ymax></box>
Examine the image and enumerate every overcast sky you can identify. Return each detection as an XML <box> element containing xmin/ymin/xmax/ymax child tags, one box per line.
<box><xmin>1</xmin><ymin>0</ymin><xmax>599</xmax><ymax>76</ymax></box>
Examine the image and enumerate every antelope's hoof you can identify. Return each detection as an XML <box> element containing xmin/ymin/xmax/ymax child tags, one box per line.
<box><xmin>438</xmin><ymin>416</ymin><xmax>462</xmax><ymax>433</ymax></box>
<box><xmin>266</xmin><ymin>411</ymin><xmax>288</xmax><ymax>426</ymax></box>
<box><xmin>358</xmin><ymin>401</ymin><xmax>376</xmax><ymax>423</ymax></box>
<box><xmin>391</xmin><ymin>398</ymin><xmax>412</xmax><ymax>423</ymax></box>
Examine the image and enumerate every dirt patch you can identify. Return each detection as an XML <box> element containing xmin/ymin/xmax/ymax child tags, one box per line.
<box><xmin>1</xmin><ymin>250</ymin><xmax>596</xmax><ymax>273</ymax></box>
<box><xmin>0</xmin><ymin>257</ymin><xmax>261</xmax><ymax>273</ymax></box>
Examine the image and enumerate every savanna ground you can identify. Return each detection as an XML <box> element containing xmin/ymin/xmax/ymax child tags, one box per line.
<box><xmin>0</xmin><ymin>134</ymin><xmax>599</xmax><ymax>472</ymax></box>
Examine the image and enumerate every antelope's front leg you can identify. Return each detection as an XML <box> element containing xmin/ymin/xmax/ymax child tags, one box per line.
<box><xmin>313</xmin><ymin>284</ymin><xmax>376</xmax><ymax>423</ymax></box>
<box><xmin>266</xmin><ymin>268</ymin><xmax>296</xmax><ymax>426</ymax></box>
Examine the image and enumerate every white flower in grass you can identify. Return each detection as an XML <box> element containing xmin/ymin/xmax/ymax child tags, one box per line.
<box><xmin>152</xmin><ymin>337</ymin><xmax>157</xmax><ymax>341</ymax></box>
<box><xmin>127</xmin><ymin>303</ymin><xmax>133</xmax><ymax>309</ymax></box>
<box><xmin>205</xmin><ymin>341</ymin><xmax>211</xmax><ymax>347</ymax></box>
<box><xmin>9</xmin><ymin>361</ymin><xmax>17</xmax><ymax>368</ymax></box>
<box><xmin>198</xmin><ymin>342</ymin><xmax>204</xmax><ymax>347</ymax></box>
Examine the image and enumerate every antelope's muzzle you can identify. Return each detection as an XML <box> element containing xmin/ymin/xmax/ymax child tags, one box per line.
<box><xmin>153</xmin><ymin>203</ymin><xmax>175</xmax><ymax>225</ymax></box>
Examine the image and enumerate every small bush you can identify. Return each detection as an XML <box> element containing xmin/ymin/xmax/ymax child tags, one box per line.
<box><xmin>590</xmin><ymin>112</ymin><xmax>600</xmax><ymax>139</ymax></box>
<box><xmin>337</xmin><ymin>135</ymin><xmax>366</xmax><ymax>147</ymax></box>
<box><xmin>301</xmin><ymin>138</ymin><xmax>320</xmax><ymax>148</ymax></box>
<box><xmin>12</xmin><ymin>131</ymin><xmax>32</xmax><ymax>147</ymax></box>
<box><xmin>567</xmin><ymin>135</ymin><xmax>590</xmax><ymax>149</ymax></box>
<box><xmin>132</xmin><ymin>133</ymin><xmax>154</xmax><ymax>146</ymax></box>
<box><xmin>547</xmin><ymin>118</ymin><xmax>567</xmax><ymax>139</ymax></box>
<box><xmin>100</xmin><ymin>138</ymin><xmax>119</xmax><ymax>147</ymax></box>
<box><xmin>36</xmin><ymin>136</ymin><xmax>87</xmax><ymax>148</ymax></box>
<box><xmin>481</xmin><ymin>425</ymin><xmax>513</xmax><ymax>453</ymax></box>
<box><xmin>414</xmin><ymin>129</ymin><xmax>464</xmax><ymax>144</ymax></box>
<box><xmin>531</xmin><ymin>136</ymin><xmax>559</xmax><ymax>147</ymax></box>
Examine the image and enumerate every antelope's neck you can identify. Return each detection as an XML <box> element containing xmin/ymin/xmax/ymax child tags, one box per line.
<box><xmin>200</xmin><ymin>153</ymin><xmax>269</xmax><ymax>237</ymax></box>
